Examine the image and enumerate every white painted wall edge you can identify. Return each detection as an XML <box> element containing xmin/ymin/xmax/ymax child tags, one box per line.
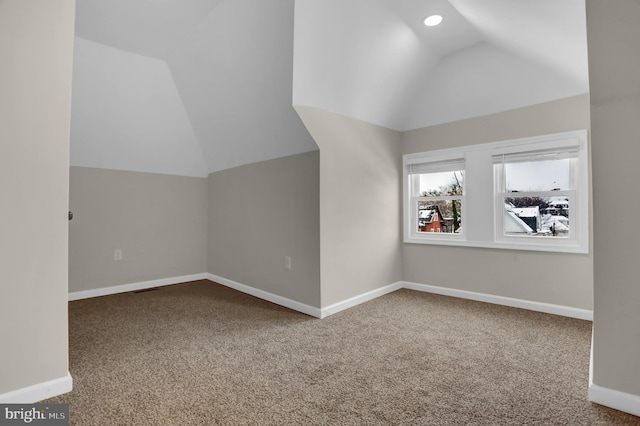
<box><xmin>321</xmin><ymin>282</ymin><xmax>404</xmax><ymax>318</ymax></box>
<box><xmin>588</xmin><ymin>328</ymin><xmax>640</xmax><ymax>418</ymax></box>
<box><xmin>0</xmin><ymin>372</ymin><xmax>72</xmax><ymax>403</ymax></box>
<box><xmin>68</xmin><ymin>273</ymin><xmax>208</xmax><ymax>301</ymax></box>
<box><xmin>206</xmin><ymin>273</ymin><xmax>322</xmax><ymax>318</ymax></box>
<box><xmin>589</xmin><ymin>383</ymin><xmax>640</xmax><ymax>418</ymax></box>
<box><xmin>402</xmin><ymin>282</ymin><xmax>593</xmax><ymax>321</ymax></box>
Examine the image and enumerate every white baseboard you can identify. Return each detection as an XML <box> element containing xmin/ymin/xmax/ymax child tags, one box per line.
<box><xmin>402</xmin><ymin>281</ymin><xmax>593</xmax><ymax>321</ymax></box>
<box><xmin>68</xmin><ymin>273</ymin><xmax>208</xmax><ymax>301</ymax></box>
<box><xmin>206</xmin><ymin>273</ymin><xmax>322</xmax><ymax>318</ymax></box>
<box><xmin>67</xmin><ymin>274</ymin><xmax>592</xmax><ymax>322</ymax></box>
<box><xmin>321</xmin><ymin>282</ymin><xmax>403</xmax><ymax>318</ymax></box>
<box><xmin>203</xmin><ymin>277</ymin><xmax>591</xmax><ymax>321</ymax></box>
<box><xmin>589</xmin><ymin>383</ymin><xmax>640</xmax><ymax>417</ymax></box>
<box><xmin>0</xmin><ymin>372</ymin><xmax>72</xmax><ymax>403</ymax></box>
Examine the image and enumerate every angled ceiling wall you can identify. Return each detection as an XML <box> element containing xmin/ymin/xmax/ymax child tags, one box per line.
<box><xmin>293</xmin><ymin>0</ymin><xmax>589</xmax><ymax>130</ymax></box>
<box><xmin>72</xmin><ymin>0</ymin><xmax>317</xmax><ymax>177</ymax></box>
<box><xmin>72</xmin><ymin>0</ymin><xmax>589</xmax><ymax>176</ymax></box>
<box><xmin>71</xmin><ymin>37</ymin><xmax>209</xmax><ymax>177</ymax></box>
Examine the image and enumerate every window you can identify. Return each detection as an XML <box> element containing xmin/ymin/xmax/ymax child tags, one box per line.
<box><xmin>495</xmin><ymin>147</ymin><xmax>576</xmax><ymax>240</ymax></box>
<box><xmin>403</xmin><ymin>130</ymin><xmax>589</xmax><ymax>253</ymax></box>
<box><xmin>405</xmin><ymin>157</ymin><xmax>464</xmax><ymax>241</ymax></box>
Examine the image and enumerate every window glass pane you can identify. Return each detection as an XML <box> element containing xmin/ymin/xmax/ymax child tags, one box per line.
<box><xmin>504</xmin><ymin>196</ymin><xmax>570</xmax><ymax>237</ymax></box>
<box><xmin>418</xmin><ymin>200</ymin><xmax>462</xmax><ymax>234</ymax></box>
<box><xmin>418</xmin><ymin>171</ymin><xmax>464</xmax><ymax>196</ymax></box>
<box><xmin>505</xmin><ymin>159</ymin><xmax>571</xmax><ymax>192</ymax></box>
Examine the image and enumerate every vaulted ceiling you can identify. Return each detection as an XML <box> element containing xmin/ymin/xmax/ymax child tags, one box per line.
<box><xmin>71</xmin><ymin>0</ymin><xmax>589</xmax><ymax>177</ymax></box>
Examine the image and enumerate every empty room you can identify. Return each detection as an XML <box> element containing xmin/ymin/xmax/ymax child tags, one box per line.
<box><xmin>1</xmin><ymin>0</ymin><xmax>640</xmax><ymax>424</ymax></box>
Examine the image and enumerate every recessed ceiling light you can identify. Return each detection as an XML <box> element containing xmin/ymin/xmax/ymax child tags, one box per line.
<box><xmin>424</xmin><ymin>15</ymin><xmax>443</xmax><ymax>27</ymax></box>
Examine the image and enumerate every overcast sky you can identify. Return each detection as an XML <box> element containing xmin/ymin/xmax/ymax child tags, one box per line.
<box><xmin>419</xmin><ymin>171</ymin><xmax>463</xmax><ymax>194</ymax></box>
<box><xmin>506</xmin><ymin>159</ymin><xmax>570</xmax><ymax>192</ymax></box>
<box><xmin>418</xmin><ymin>158</ymin><xmax>571</xmax><ymax>194</ymax></box>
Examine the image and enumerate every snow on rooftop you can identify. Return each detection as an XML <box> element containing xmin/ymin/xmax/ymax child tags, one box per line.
<box><xmin>511</xmin><ymin>206</ymin><xmax>540</xmax><ymax>217</ymax></box>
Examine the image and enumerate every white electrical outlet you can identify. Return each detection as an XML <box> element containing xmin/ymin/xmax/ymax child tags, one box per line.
<box><xmin>114</xmin><ymin>249</ymin><xmax>122</xmax><ymax>261</ymax></box>
<box><xmin>284</xmin><ymin>256</ymin><xmax>292</xmax><ymax>270</ymax></box>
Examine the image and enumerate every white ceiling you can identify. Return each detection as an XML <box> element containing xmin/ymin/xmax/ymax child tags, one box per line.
<box><xmin>72</xmin><ymin>0</ymin><xmax>318</xmax><ymax>177</ymax></box>
<box><xmin>293</xmin><ymin>0</ymin><xmax>589</xmax><ymax>131</ymax></box>
<box><xmin>71</xmin><ymin>0</ymin><xmax>589</xmax><ymax>177</ymax></box>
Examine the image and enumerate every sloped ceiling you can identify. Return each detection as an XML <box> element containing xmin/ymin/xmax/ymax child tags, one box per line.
<box><xmin>72</xmin><ymin>0</ymin><xmax>317</xmax><ymax>177</ymax></box>
<box><xmin>293</xmin><ymin>0</ymin><xmax>589</xmax><ymax>131</ymax></box>
<box><xmin>71</xmin><ymin>0</ymin><xmax>589</xmax><ymax>177</ymax></box>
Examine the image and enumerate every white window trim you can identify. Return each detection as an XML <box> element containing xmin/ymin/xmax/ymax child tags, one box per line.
<box><xmin>403</xmin><ymin>130</ymin><xmax>589</xmax><ymax>254</ymax></box>
<box><xmin>405</xmin><ymin>153</ymin><xmax>465</xmax><ymax>243</ymax></box>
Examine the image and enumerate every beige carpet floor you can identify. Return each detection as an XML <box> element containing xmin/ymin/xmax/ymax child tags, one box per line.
<box><xmin>45</xmin><ymin>280</ymin><xmax>640</xmax><ymax>425</ymax></box>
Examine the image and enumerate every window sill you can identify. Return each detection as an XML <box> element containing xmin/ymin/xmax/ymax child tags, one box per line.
<box><xmin>404</xmin><ymin>237</ymin><xmax>589</xmax><ymax>254</ymax></box>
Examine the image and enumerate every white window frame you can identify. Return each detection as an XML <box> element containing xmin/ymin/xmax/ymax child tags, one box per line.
<box><xmin>404</xmin><ymin>154</ymin><xmax>465</xmax><ymax>243</ymax></box>
<box><xmin>403</xmin><ymin>130</ymin><xmax>589</xmax><ymax>253</ymax></box>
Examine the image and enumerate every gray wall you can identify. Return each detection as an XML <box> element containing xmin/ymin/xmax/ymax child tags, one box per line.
<box><xmin>402</xmin><ymin>94</ymin><xmax>593</xmax><ymax>310</ymax></box>
<box><xmin>587</xmin><ymin>0</ymin><xmax>640</xmax><ymax>397</ymax></box>
<box><xmin>208</xmin><ymin>151</ymin><xmax>321</xmax><ymax>308</ymax></box>
<box><xmin>69</xmin><ymin>167</ymin><xmax>208</xmax><ymax>292</ymax></box>
<box><xmin>68</xmin><ymin>97</ymin><xmax>593</xmax><ymax>313</ymax></box>
<box><xmin>0</xmin><ymin>0</ymin><xmax>75</xmax><ymax>395</ymax></box>
<box><xmin>296</xmin><ymin>107</ymin><xmax>403</xmax><ymax>307</ymax></box>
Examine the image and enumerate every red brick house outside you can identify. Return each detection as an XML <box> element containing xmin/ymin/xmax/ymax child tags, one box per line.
<box><xmin>418</xmin><ymin>205</ymin><xmax>444</xmax><ymax>233</ymax></box>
